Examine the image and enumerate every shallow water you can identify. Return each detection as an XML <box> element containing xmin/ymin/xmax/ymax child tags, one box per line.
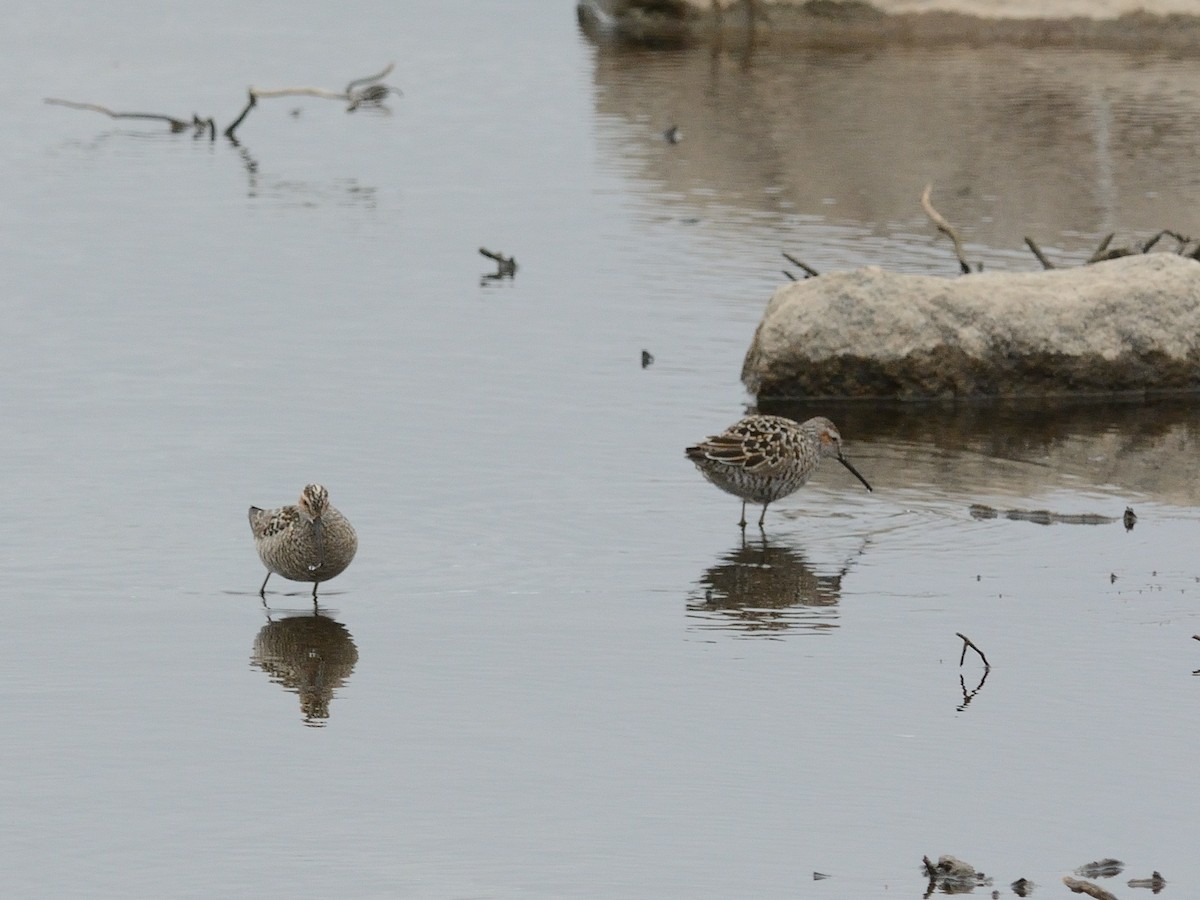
<box><xmin>3</xmin><ymin>3</ymin><xmax>1200</xmax><ymax>897</ymax></box>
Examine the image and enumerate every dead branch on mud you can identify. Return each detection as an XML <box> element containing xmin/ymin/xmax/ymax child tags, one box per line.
<box><xmin>47</xmin><ymin>63</ymin><xmax>401</xmax><ymax>142</ymax></box>
<box><xmin>921</xmin><ymin>183</ymin><xmax>972</xmax><ymax>275</ymax></box>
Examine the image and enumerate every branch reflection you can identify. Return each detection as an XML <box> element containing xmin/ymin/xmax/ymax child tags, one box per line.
<box><xmin>251</xmin><ymin>609</ymin><xmax>359</xmax><ymax>727</ymax></box>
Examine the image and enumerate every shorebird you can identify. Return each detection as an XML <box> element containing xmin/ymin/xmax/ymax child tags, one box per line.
<box><xmin>686</xmin><ymin>415</ymin><xmax>872</xmax><ymax>528</ymax></box>
<box><xmin>249</xmin><ymin>484</ymin><xmax>357</xmax><ymax>599</ymax></box>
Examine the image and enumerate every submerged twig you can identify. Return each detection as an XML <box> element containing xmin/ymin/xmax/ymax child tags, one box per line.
<box><xmin>921</xmin><ymin>183</ymin><xmax>971</xmax><ymax>275</ymax></box>
<box><xmin>956</xmin><ymin>632</ymin><xmax>990</xmax><ymax>669</ymax></box>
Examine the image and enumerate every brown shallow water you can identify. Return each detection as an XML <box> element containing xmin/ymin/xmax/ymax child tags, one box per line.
<box><xmin>2</xmin><ymin>2</ymin><xmax>1200</xmax><ymax>897</ymax></box>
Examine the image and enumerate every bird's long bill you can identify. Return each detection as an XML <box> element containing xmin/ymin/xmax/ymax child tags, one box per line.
<box><xmin>837</xmin><ymin>454</ymin><xmax>873</xmax><ymax>492</ymax></box>
<box><xmin>310</xmin><ymin>517</ymin><xmax>325</xmax><ymax>573</ymax></box>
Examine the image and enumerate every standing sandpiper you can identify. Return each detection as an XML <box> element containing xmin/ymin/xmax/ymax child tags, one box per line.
<box><xmin>686</xmin><ymin>415</ymin><xmax>872</xmax><ymax>528</ymax></box>
<box><xmin>249</xmin><ymin>484</ymin><xmax>358</xmax><ymax>599</ymax></box>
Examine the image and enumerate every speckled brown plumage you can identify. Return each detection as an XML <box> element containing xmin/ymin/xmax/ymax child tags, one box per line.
<box><xmin>249</xmin><ymin>484</ymin><xmax>357</xmax><ymax>599</ymax></box>
<box><xmin>686</xmin><ymin>415</ymin><xmax>872</xmax><ymax>528</ymax></box>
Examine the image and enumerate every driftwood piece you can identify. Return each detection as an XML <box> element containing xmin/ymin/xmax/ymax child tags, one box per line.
<box><xmin>921</xmin><ymin>183</ymin><xmax>971</xmax><ymax>275</ymax></box>
<box><xmin>1063</xmin><ymin>877</ymin><xmax>1118</xmax><ymax>900</ymax></box>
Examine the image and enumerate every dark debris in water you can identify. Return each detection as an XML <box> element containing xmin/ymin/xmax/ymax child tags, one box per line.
<box><xmin>479</xmin><ymin>247</ymin><xmax>517</xmax><ymax>283</ymax></box>
<box><xmin>922</xmin><ymin>855</ymin><xmax>992</xmax><ymax>895</ymax></box>
<box><xmin>1127</xmin><ymin>871</ymin><xmax>1167</xmax><ymax>893</ymax></box>
<box><xmin>1011</xmin><ymin>877</ymin><xmax>1034</xmax><ymax>896</ymax></box>
<box><xmin>969</xmin><ymin>504</ymin><xmax>1120</xmax><ymax>526</ymax></box>
<box><xmin>1075</xmin><ymin>859</ymin><xmax>1124</xmax><ymax>879</ymax></box>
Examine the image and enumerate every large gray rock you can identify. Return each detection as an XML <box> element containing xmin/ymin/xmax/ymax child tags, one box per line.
<box><xmin>741</xmin><ymin>253</ymin><xmax>1200</xmax><ymax>399</ymax></box>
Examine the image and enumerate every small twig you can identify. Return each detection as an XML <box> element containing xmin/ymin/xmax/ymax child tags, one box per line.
<box><xmin>1140</xmin><ymin>229</ymin><xmax>1191</xmax><ymax>254</ymax></box>
<box><xmin>346</xmin><ymin>62</ymin><xmax>395</xmax><ymax>94</ymax></box>
<box><xmin>479</xmin><ymin>247</ymin><xmax>517</xmax><ymax>280</ymax></box>
<box><xmin>223</xmin><ymin>90</ymin><xmax>257</xmax><ymax>140</ymax></box>
<box><xmin>1087</xmin><ymin>232</ymin><xmax>1115</xmax><ymax>263</ymax></box>
<box><xmin>782</xmin><ymin>252</ymin><xmax>820</xmax><ymax>278</ymax></box>
<box><xmin>956</xmin><ymin>632</ymin><xmax>990</xmax><ymax>669</ymax></box>
<box><xmin>920</xmin><ymin>184</ymin><xmax>971</xmax><ymax>275</ymax></box>
<box><xmin>1063</xmin><ymin>877</ymin><xmax>1118</xmax><ymax>900</ymax></box>
<box><xmin>782</xmin><ymin>270</ymin><xmax>797</xmax><ymax>281</ymax></box>
<box><xmin>1023</xmin><ymin>236</ymin><xmax>1055</xmax><ymax>270</ymax></box>
<box><xmin>1142</xmin><ymin>230</ymin><xmax>1166</xmax><ymax>253</ymax></box>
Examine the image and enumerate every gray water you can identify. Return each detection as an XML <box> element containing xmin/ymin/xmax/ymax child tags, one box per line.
<box><xmin>3</xmin><ymin>2</ymin><xmax>1200</xmax><ymax>897</ymax></box>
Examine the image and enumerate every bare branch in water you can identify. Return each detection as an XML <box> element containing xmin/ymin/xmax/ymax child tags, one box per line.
<box><xmin>49</xmin><ymin>62</ymin><xmax>401</xmax><ymax>142</ymax></box>
<box><xmin>45</xmin><ymin>98</ymin><xmax>214</xmax><ymax>138</ymax></box>
<box><xmin>921</xmin><ymin>183</ymin><xmax>971</xmax><ymax>275</ymax></box>
<box><xmin>223</xmin><ymin>90</ymin><xmax>257</xmax><ymax>140</ymax></box>
<box><xmin>956</xmin><ymin>631</ymin><xmax>990</xmax><ymax>669</ymax></box>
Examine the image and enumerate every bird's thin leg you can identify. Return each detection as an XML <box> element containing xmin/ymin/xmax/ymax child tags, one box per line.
<box><xmin>312</xmin><ymin>582</ymin><xmax>320</xmax><ymax>600</ymax></box>
<box><xmin>738</xmin><ymin>501</ymin><xmax>747</xmax><ymax>529</ymax></box>
<box><xmin>758</xmin><ymin>503</ymin><xmax>769</xmax><ymax>529</ymax></box>
<box><xmin>259</xmin><ymin>572</ymin><xmax>271</xmax><ymax>597</ymax></box>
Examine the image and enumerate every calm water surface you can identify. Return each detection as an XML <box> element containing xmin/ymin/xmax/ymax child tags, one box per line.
<box><xmin>3</xmin><ymin>2</ymin><xmax>1200</xmax><ymax>897</ymax></box>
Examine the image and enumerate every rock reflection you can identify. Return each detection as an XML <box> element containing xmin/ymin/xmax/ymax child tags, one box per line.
<box><xmin>251</xmin><ymin>610</ymin><xmax>358</xmax><ymax>727</ymax></box>
<box><xmin>760</xmin><ymin>397</ymin><xmax>1200</xmax><ymax>506</ymax></box>
<box><xmin>689</xmin><ymin>535</ymin><xmax>849</xmax><ymax>636</ymax></box>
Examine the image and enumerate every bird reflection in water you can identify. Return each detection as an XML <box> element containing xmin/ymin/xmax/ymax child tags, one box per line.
<box><xmin>251</xmin><ymin>610</ymin><xmax>359</xmax><ymax>727</ymax></box>
<box><xmin>689</xmin><ymin>534</ymin><xmax>855</xmax><ymax>636</ymax></box>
